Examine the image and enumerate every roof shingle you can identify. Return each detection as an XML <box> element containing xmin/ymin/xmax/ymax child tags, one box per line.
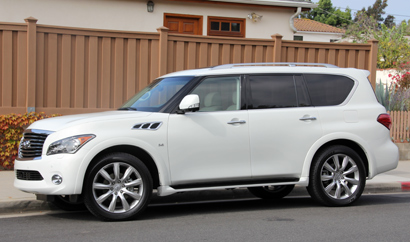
<box><xmin>294</xmin><ymin>18</ymin><xmax>345</xmax><ymax>34</ymax></box>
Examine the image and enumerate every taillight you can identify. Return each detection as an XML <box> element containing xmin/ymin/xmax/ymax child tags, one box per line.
<box><xmin>377</xmin><ymin>114</ymin><xmax>392</xmax><ymax>130</ymax></box>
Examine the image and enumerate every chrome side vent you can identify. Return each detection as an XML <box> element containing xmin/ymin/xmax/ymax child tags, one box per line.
<box><xmin>132</xmin><ymin>122</ymin><xmax>162</xmax><ymax>130</ymax></box>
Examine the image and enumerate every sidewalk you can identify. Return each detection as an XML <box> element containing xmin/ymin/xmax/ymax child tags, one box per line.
<box><xmin>1</xmin><ymin>161</ymin><xmax>410</xmax><ymax>215</ymax></box>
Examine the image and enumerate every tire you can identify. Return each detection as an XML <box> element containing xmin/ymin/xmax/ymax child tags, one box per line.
<box><xmin>50</xmin><ymin>195</ymin><xmax>86</xmax><ymax>211</ymax></box>
<box><xmin>307</xmin><ymin>145</ymin><xmax>366</xmax><ymax>206</ymax></box>
<box><xmin>248</xmin><ymin>185</ymin><xmax>295</xmax><ymax>199</ymax></box>
<box><xmin>84</xmin><ymin>153</ymin><xmax>153</xmax><ymax>221</ymax></box>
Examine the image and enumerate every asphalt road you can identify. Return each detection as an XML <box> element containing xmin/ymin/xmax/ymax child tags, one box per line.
<box><xmin>1</xmin><ymin>193</ymin><xmax>409</xmax><ymax>242</ymax></box>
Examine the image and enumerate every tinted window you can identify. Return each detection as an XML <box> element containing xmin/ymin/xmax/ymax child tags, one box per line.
<box><xmin>249</xmin><ymin>75</ymin><xmax>297</xmax><ymax>109</ymax></box>
<box><xmin>295</xmin><ymin>75</ymin><xmax>311</xmax><ymax>107</ymax></box>
<box><xmin>304</xmin><ymin>74</ymin><xmax>354</xmax><ymax>106</ymax></box>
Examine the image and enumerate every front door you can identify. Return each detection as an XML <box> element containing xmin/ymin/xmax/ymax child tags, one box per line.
<box><xmin>167</xmin><ymin>76</ymin><xmax>251</xmax><ymax>185</ymax></box>
<box><xmin>164</xmin><ymin>13</ymin><xmax>203</xmax><ymax>35</ymax></box>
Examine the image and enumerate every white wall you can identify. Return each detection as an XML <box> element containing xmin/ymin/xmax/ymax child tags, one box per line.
<box><xmin>0</xmin><ymin>0</ymin><xmax>296</xmax><ymax>39</ymax></box>
<box><xmin>294</xmin><ymin>32</ymin><xmax>343</xmax><ymax>42</ymax></box>
<box><xmin>376</xmin><ymin>69</ymin><xmax>397</xmax><ymax>85</ymax></box>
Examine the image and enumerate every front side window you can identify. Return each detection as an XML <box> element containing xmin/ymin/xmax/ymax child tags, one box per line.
<box><xmin>190</xmin><ymin>76</ymin><xmax>242</xmax><ymax>112</ymax></box>
<box><xmin>304</xmin><ymin>74</ymin><xmax>355</xmax><ymax>106</ymax></box>
<box><xmin>120</xmin><ymin>76</ymin><xmax>194</xmax><ymax>112</ymax></box>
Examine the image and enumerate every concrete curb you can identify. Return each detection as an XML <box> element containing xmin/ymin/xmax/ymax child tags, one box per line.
<box><xmin>1</xmin><ymin>183</ymin><xmax>409</xmax><ymax>216</ymax></box>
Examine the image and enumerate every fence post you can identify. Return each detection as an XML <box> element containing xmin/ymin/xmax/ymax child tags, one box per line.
<box><xmin>157</xmin><ymin>26</ymin><xmax>169</xmax><ymax>76</ymax></box>
<box><xmin>25</xmin><ymin>16</ymin><xmax>38</xmax><ymax>113</ymax></box>
<box><xmin>272</xmin><ymin>34</ymin><xmax>283</xmax><ymax>62</ymax></box>
<box><xmin>368</xmin><ymin>39</ymin><xmax>379</xmax><ymax>90</ymax></box>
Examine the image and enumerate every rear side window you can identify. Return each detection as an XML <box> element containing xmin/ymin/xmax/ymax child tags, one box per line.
<box><xmin>248</xmin><ymin>75</ymin><xmax>310</xmax><ymax>109</ymax></box>
<box><xmin>304</xmin><ymin>74</ymin><xmax>354</xmax><ymax>106</ymax></box>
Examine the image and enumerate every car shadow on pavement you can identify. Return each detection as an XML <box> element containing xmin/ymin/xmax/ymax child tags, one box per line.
<box><xmin>45</xmin><ymin>193</ymin><xmax>410</xmax><ymax>222</ymax></box>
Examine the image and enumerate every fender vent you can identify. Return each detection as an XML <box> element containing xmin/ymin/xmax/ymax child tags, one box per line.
<box><xmin>132</xmin><ymin>122</ymin><xmax>162</xmax><ymax>130</ymax></box>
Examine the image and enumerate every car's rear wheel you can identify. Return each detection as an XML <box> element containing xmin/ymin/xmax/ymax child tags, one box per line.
<box><xmin>248</xmin><ymin>185</ymin><xmax>295</xmax><ymax>199</ymax></box>
<box><xmin>307</xmin><ymin>145</ymin><xmax>366</xmax><ymax>206</ymax></box>
<box><xmin>84</xmin><ymin>153</ymin><xmax>152</xmax><ymax>221</ymax></box>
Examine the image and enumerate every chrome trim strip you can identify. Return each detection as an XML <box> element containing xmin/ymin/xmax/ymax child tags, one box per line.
<box><xmin>24</xmin><ymin>129</ymin><xmax>54</xmax><ymax>135</ymax></box>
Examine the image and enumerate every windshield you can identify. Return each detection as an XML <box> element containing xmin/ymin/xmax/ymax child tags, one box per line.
<box><xmin>120</xmin><ymin>76</ymin><xmax>194</xmax><ymax>112</ymax></box>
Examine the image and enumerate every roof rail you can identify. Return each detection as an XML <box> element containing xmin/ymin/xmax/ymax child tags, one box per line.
<box><xmin>211</xmin><ymin>62</ymin><xmax>339</xmax><ymax>70</ymax></box>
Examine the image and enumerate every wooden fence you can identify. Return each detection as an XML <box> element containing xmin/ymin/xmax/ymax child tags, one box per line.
<box><xmin>1</xmin><ymin>17</ymin><xmax>379</xmax><ymax>115</ymax></box>
<box><xmin>389</xmin><ymin>111</ymin><xmax>410</xmax><ymax>143</ymax></box>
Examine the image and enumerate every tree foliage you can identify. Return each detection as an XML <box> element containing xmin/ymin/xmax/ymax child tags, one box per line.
<box><xmin>355</xmin><ymin>0</ymin><xmax>395</xmax><ymax>27</ymax></box>
<box><xmin>301</xmin><ymin>0</ymin><xmax>352</xmax><ymax>27</ymax></box>
<box><xmin>375</xmin><ymin>23</ymin><xmax>410</xmax><ymax>69</ymax></box>
<box><xmin>344</xmin><ymin>11</ymin><xmax>410</xmax><ymax>69</ymax></box>
<box><xmin>344</xmin><ymin>11</ymin><xmax>379</xmax><ymax>43</ymax></box>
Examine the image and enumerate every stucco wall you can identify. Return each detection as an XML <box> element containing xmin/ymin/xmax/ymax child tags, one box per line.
<box><xmin>0</xmin><ymin>0</ymin><xmax>296</xmax><ymax>39</ymax></box>
<box><xmin>294</xmin><ymin>32</ymin><xmax>343</xmax><ymax>42</ymax></box>
<box><xmin>376</xmin><ymin>69</ymin><xmax>397</xmax><ymax>85</ymax></box>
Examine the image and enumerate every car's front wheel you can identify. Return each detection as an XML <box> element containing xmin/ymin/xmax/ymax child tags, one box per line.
<box><xmin>307</xmin><ymin>145</ymin><xmax>366</xmax><ymax>206</ymax></box>
<box><xmin>84</xmin><ymin>153</ymin><xmax>153</xmax><ymax>221</ymax></box>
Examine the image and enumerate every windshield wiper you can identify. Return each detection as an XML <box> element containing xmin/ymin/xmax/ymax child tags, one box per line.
<box><xmin>118</xmin><ymin>107</ymin><xmax>137</xmax><ymax>111</ymax></box>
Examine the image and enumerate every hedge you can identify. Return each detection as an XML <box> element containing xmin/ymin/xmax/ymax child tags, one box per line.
<box><xmin>0</xmin><ymin>112</ymin><xmax>60</xmax><ymax>170</ymax></box>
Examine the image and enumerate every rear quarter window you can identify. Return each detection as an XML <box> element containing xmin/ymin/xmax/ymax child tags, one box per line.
<box><xmin>304</xmin><ymin>74</ymin><xmax>355</xmax><ymax>106</ymax></box>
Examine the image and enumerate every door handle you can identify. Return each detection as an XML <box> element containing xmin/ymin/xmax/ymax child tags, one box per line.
<box><xmin>299</xmin><ymin>116</ymin><xmax>317</xmax><ymax>121</ymax></box>
<box><xmin>227</xmin><ymin>120</ymin><xmax>246</xmax><ymax>125</ymax></box>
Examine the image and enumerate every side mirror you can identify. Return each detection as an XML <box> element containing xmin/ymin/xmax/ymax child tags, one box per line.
<box><xmin>178</xmin><ymin>94</ymin><xmax>200</xmax><ymax>113</ymax></box>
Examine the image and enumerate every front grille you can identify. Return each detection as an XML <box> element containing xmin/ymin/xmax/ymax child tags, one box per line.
<box><xmin>18</xmin><ymin>132</ymin><xmax>49</xmax><ymax>159</ymax></box>
<box><xmin>16</xmin><ymin>170</ymin><xmax>44</xmax><ymax>181</ymax></box>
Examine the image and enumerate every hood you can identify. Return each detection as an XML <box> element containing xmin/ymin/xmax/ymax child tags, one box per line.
<box><xmin>28</xmin><ymin>111</ymin><xmax>152</xmax><ymax>132</ymax></box>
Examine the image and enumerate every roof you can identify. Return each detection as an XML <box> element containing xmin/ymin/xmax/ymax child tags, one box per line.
<box><xmin>192</xmin><ymin>0</ymin><xmax>318</xmax><ymax>8</ymax></box>
<box><xmin>294</xmin><ymin>18</ymin><xmax>345</xmax><ymax>34</ymax></box>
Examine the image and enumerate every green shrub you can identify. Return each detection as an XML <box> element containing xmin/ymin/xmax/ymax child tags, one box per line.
<box><xmin>376</xmin><ymin>80</ymin><xmax>410</xmax><ymax>111</ymax></box>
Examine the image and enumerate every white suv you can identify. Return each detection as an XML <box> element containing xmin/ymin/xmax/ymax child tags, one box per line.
<box><xmin>14</xmin><ymin>63</ymin><xmax>399</xmax><ymax>221</ymax></box>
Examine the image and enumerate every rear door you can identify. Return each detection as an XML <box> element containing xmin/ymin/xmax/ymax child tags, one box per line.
<box><xmin>247</xmin><ymin>74</ymin><xmax>323</xmax><ymax>178</ymax></box>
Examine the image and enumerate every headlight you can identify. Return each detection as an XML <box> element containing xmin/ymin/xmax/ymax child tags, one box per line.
<box><xmin>47</xmin><ymin>134</ymin><xmax>95</xmax><ymax>155</ymax></box>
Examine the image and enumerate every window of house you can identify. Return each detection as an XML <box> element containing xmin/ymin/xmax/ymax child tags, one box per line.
<box><xmin>207</xmin><ymin>16</ymin><xmax>245</xmax><ymax>38</ymax></box>
<box><xmin>294</xmin><ymin>36</ymin><xmax>303</xmax><ymax>41</ymax></box>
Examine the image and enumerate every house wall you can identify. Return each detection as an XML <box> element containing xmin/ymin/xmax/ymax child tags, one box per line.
<box><xmin>0</xmin><ymin>0</ymin><xmax>296</xmax><ymax>39</ymax></box>
<box><xmin>294</xmin><ymin>32</ymin><xmax>343</xmax><ymax>42</ymax></box>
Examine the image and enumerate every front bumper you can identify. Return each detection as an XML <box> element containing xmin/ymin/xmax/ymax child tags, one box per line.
<box><xmin>14</xmin><ymin>154</ymin><xmax>83</xmax><ymax>195</ymax></box>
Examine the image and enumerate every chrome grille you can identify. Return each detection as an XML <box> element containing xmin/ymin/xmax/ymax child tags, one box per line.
<box><xmin>16</xmin><ymin>170</ymin><xmax>44</xmax><ymax>181</ymax></box>
<box><xmin>18</xmin><ymin>131</ymin><xmax>50</xmax><ymax>159</ymax></box>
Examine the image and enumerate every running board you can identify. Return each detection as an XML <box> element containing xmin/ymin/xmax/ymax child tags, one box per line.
<box><xmin>157</xmin><ymin>177</ymin><xmax>309</xmax><ymax>197</ymax></box>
